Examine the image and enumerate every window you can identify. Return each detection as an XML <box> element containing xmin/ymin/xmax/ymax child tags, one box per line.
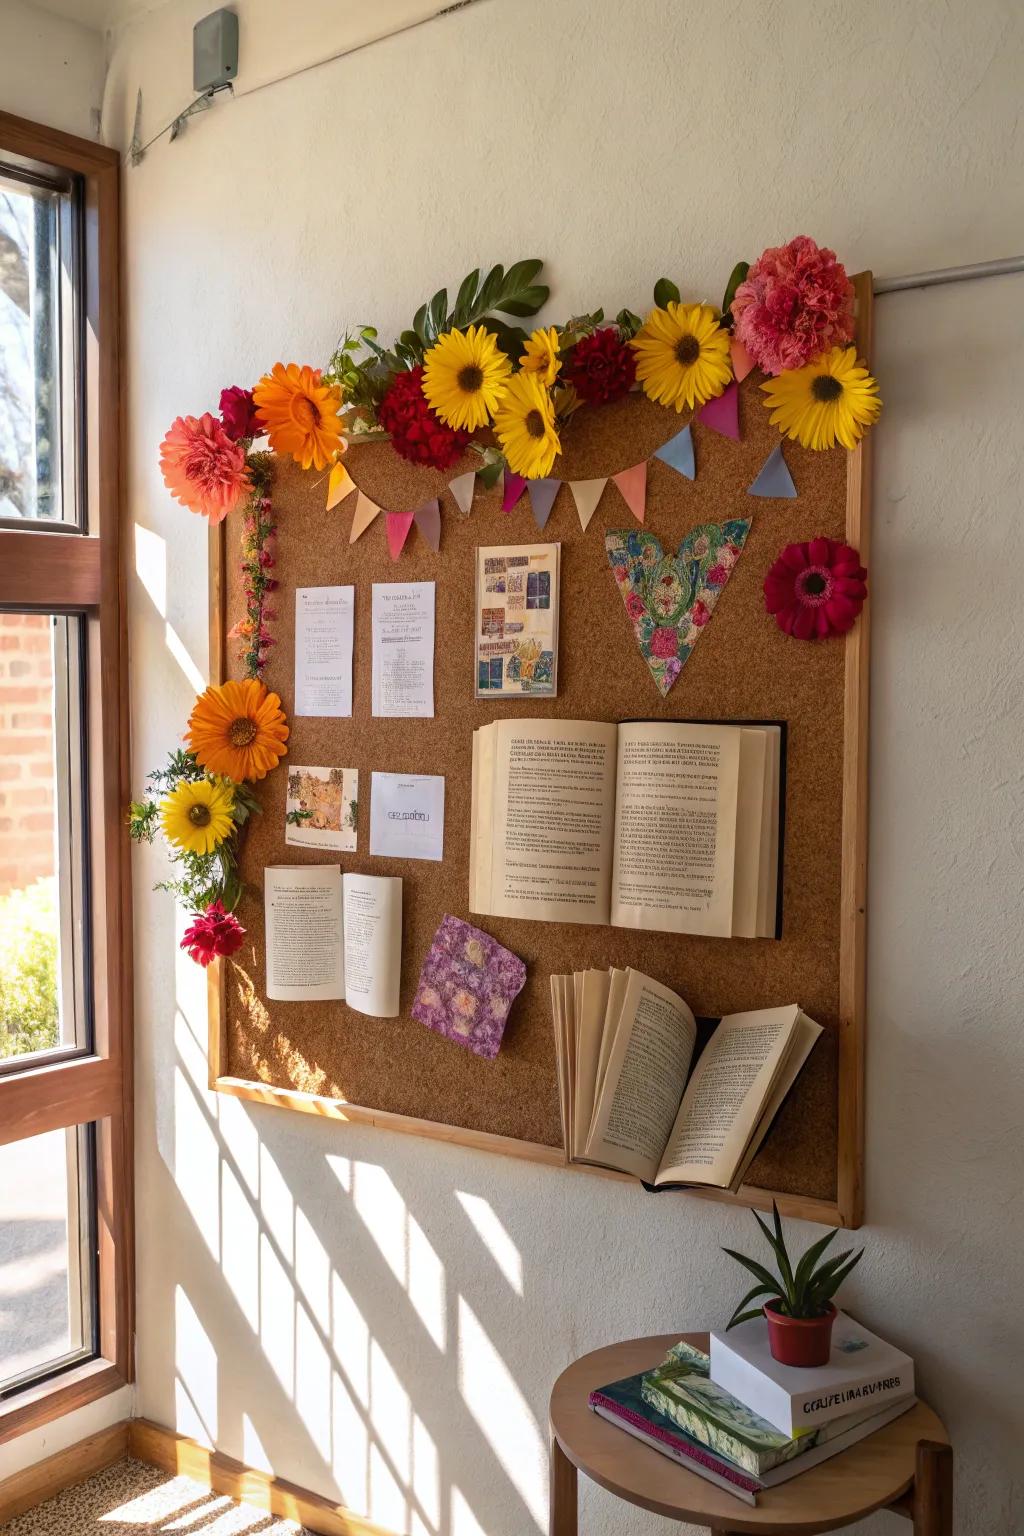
<box><xmin>0</xmin><ymin>111</ymin><xmax>130</xmax><ymax>1441</ymax></box>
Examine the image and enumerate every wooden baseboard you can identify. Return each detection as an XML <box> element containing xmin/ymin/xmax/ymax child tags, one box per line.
<box><xmin>0</xmin><ymin>1420</ymin><xmax>129</xmax><ymax>1524</ymax></box>
<box><xmin>127</xmin><ymin>1418</ymin><xmax>396</xmax><ymax>1536</ymax></box>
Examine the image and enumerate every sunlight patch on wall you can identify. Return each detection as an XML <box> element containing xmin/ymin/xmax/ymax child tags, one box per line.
<box><xmin>457</xmin><ymin>1296</ymin><xmax>546</xmax><ymax>1529</ymax></box>
<box><xmin>332</xmin><ymin>1367</ymin><xmax>369</xmax><ymax>1513</ymax></box>
<box><xmin>220</xmin><ymin>1159</ymin><xmax>260</xmax><ymax>1332</ymax></box>
<box><xmin>450</xmin><ymin>1485</ymin><xmax>488</xmax><ymax>1536</ymax></box>
<box><xmin>172</xmin><ymin>1067</ymin><xmax>220</xmax><ymax>1262</ymax></box>
<box><xmin>242</xmin><ymin>1412</ymin><xmax>273</xmax><ymax>1474</ymax></box>
<box><xmin>296</xmin><ymin>1300</ymin><xmax>332</xmax><ymax>1460</ymax></box>
<box><xmin>258</xmin><ymin>1143</ymin><xmax>294</xmax><ymax>1264</ymax></box>
<box><xmin>412</xmin><ymin>1413</ymin><xmax>441</xmax><ymax>1533</ymax></box>
<box><xmin>164</xmin><ymin>620</ymin><xmax>206</xmax><ymax>693</ymax></box>
<box><xmin>259</xmin><ymin>1230</ymin><xmax>295</xmax><ymax>1395</ymax></box>
<box><xmin>134</xmin><ymin>523</ymin><xmax>167</xmax><ymax>617</ymax></box>
<box><xmin>331</xmin><ymin>1269</ymin><xmax>369</xmax><ymax>1407</ymax></box>
<box><xmin>174</xmin><ymin>1285</ymin><xmax>218</xmax><ymax>1443</ymax></box>
<box><xmin>350</xmin><ymin>1161</ymin><xmax>447</xmax><ymax>1351</ymax></box>
<box><xmin>455</xmin><ymin>1191</ymin><xmax>523</xmax><ymax>1295</ymax></box>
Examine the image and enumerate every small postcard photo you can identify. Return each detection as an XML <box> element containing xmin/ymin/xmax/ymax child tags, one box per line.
<box><xmin>285</xmin><ymin>766</ymin><xmax>358</xmax><ymax>851</ymax></box>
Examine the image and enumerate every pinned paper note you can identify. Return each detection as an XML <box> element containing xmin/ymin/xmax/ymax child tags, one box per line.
<box><xmin>448</xmin><ymin>470</ymin><xmax>475</xmax><ymax>518</ymax></box>
<box><xmin>612</xmin><ymin>461</ymin><xmax>647</xmax><ymax>524</ymax></box>
<box><xmin>501</xmin><ymin>469</ymin><xmax>527</xmax><ymax>512</ymax></box>
<box><xmin>528</xmin><ymin>478</ymin><xmax>560</xmax><ymax>531</ymax></box>
<box><xmin>699</xmin><ymin>380</ymin><xmax>740</xmax><ymax>441</ymax></box>
<box><xmin>606</xmin><ymin>521</ymin><xmax>751</xmax><ymax>696</ymax></box>
<box><xmin>386</xmin><ymin>510</ymin><xmax>416</xmax><ymax>561</ymax></box>
<box><xmin>411</xmin><ymin>914</ymin><xmax>526</xmax><ymax>1059</ymax></box>
<box><xmin>350</xmin><ymin>489</ymin><xmax>381</xmax><ymax>544</ymax></box>
<box><xmin>747</xmin><ymin>443</ymin><xmax>797</xmax><ymax>499</ymax></box>
<box><xmin>568</xmin><ymin>478</ymin><xmax>607</xmax><ymax>532</ymax></box>
<box><xmin>414</xmin><ymin>498</ymin><xmax>442</xmax><ymax>551</ymax></box>
<box><xmin>654</xmin><ymin>423</ymin><xmax>695</xmax><ymax>480</ymax></box>
<box><xmin>326</xmin><ymin>459</ymin><xmax>356</xmax><ymax>510</ymax></box>
<box><xmin>730</xmin><ymin>337</ymin><xmax>755</xmax><ymax>383</ymax></box>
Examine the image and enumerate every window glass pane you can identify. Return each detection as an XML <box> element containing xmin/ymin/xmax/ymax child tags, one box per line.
<box><xmin>0</xmin><ymin>611</ymin><xmax>87</xmax><ymax>1064</ymax></box>
<box><xmin>0</xmin><ymin>1124</ymin><xmax>95</xmax><ymax>1395</ymax></box>
<box><xmin>0</xmin><ymin>172</ymin><xmax>76</xmax><ymax>524</ymax></box>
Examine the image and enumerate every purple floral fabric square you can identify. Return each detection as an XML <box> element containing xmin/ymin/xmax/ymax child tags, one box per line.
<box><xmin>411</xmin><ymin>915</ymin><xmax>527</xmax><ymax>1059</ymax></box>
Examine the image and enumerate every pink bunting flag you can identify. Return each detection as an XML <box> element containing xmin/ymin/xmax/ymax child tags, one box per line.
<box><xmin>612</xmin><ymin>461</ymin><xmax>647</xmax><ymax>524</ymax></box>
<box><xmin>527</xmin><ymin>478</ymin><xmax>560</xmax><ymax>531</ymax></box>
<box><xmin>326</xmin><ymin>459</ymin><xmax>356</xmax><ymax>510</ymax></box>
<box><xmin>349</xmin><ymin>489</ymin><xmax>381</xmax><ymax>544</ymax></box>
<box><xmin>501</xmin><ymin>469</ymin><xmax>528</xmax><ymax>512</ymax></box>
<box><xmin>413</xmin><ymin>498</ymin><xmax>442</xmax><ymax>552</ymax></box>
<box><xmin>699</xmin><ymin>380</ymin><xmax>740</xmax><ymax>441</ymax></box>
<box><xmin>386</xmin><ymin>510</ymin><xmax>416</xmax><ymax>561</ymax></box>
<box><xmin>730</xmin><ymin>337</ymin><xmax>755</xmax><ymax>383</ymax></box>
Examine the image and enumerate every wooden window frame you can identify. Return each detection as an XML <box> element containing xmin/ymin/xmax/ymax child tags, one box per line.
<box><xmin>0</xmin><ymin>112</ymin><xmax>132</xmax><ymax>1442</ymax></box>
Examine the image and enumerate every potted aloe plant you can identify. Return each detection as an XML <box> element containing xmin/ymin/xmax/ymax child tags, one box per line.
<box><xmin>723</xmin><ymin>1202</ymin><xmax>864</xmax><ymax>1367</ymax></box>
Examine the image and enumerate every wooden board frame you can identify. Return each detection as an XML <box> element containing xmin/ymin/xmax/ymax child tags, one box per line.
<box><xmin>207</xmin><ymin>274</ymin><xmax>873</xmax><ymax>1230</ymax></box>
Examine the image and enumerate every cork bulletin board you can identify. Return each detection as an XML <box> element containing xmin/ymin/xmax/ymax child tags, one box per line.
<box><xmin>209</xmin><ymin>276</ymin><xmax>872</xmax><ymax>1229</ymax></box>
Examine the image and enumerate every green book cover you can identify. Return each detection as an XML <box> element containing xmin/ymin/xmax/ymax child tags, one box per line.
<box><xmin>641</xmin><ymin>1341</ymin><xmax>823</xmax><ymax>1476</ymax></box>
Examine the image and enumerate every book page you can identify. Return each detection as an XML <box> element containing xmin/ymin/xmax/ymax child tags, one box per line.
<box><xmin>341</xmin><ymin>873</ymin><xmax>402</xmax><ymax>1017</ymax></box>
<box><xmin>482</xmin><ymin>719</ymin><xmax>618</xmax><ymax>924</ymax></box>
<box><xmin>731</xmin><ymin>729</ymin><xmax>767</xmax><ymax>939</ymax></box>
<box><xmin>594</xmin><ymin>966</ymin><xmax>628</xmax><ymax>1109</ymax></box>
<box><xmin>731</xmin><ymin>1011</ymin><xmax>822</xmax><ymax>1189</ymax></box>
<box><xmin>573</xmin><ymin>969</ymin><xmax>611</xmax><ymax>1159</ymax></box>
<box><xmin>757</xmin><ymin>728</ymin><xmax>782</xmax><ymax>938</ymax></box>
<box><xmin>655</xmin><ymin>1007</ymin><xmax>800</xmax><ymax>1186</ymax></box>
<box><xmin>585</xmin><ymin>969</ymin><xmax>697</xmax><ymax>1182</ymax></box>
<box><xmin>265</xmin><ymin>865</ymin><xmax>344</xmax><ymax>1002</ymax></box>
<box><xmin>610</xmin><ymin>722</ymin><xmax>741</xmax><ymax>938</ymax></box>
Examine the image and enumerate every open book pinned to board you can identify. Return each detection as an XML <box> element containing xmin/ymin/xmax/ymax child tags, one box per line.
<box><xmin>550</xmin><ymin>967</ymin><xmax>822</xmax><ymax>1190</ymax></box>
<box><xmin>470</xmin><ymin>719</ymin><xmax>782</xmax><ymax>939</ymax></box>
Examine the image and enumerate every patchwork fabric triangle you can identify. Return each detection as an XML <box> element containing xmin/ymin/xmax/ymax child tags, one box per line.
<box><xmin>747</xmin><ymin>443</ymin><xmax>797</xmax><ymax>499</ymax></box>
<box><xmin>349</xmin><ymin>489</ymin><xmax>381</xmax><ymax>544</ymax></box>
<box><xmin>326</xmin><ymin>460</ymin><xmax>356</xmax><ymax>509</ymax></box>
<box><xmin>654</xmin><ymin>423</ymin><xmax>695</xmax><ymax>480</ymax></box>
<box><xmin>606</xmin><ymin>520</ymin><xmax>751</xmax><ymax>695</ymax></box>
<box><xmin>568</xmin><ymin>477</ymin><xmax>607</xmax><ymax>531</ymax></box>
<box><xmin>612</xmin><ymin>460</ymin><xmax>647</xmax><ymax>523</ymax></box>
<box><xmin>413</xmin><ymin>497</ymin><xmax>441</xmax><ymax>550</ymax></box>
<box><xmin>528</xmin><ymin>477</ymin><xmax>560</xmax><ymax>530</ymax></box>
<box><xmin>502</xmin><ymin>469</ymin><xmax>527</xmax><ymax>512</ymax></box>
<box><xmin>699</xmin><ymin>380</ymin><xmax>740</xmax><ymax>440</ymax></box>
<box><xmin>386</xmin><ymin>510</ymin><xmax>415</xmax><ymax>561</ymax></box>
<box><xmin>448</xmin><ymin>469</ymin><xmax>475</xmax><ymax>517</ymax></box>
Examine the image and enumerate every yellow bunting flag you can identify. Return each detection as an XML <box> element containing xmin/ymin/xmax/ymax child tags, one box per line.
<box><xmin>326</xmin><ymin>459</ymin><xmax>356</xmax><ymax>510</ymax></box>
<box><xmin>349</xmin><ymin>489</ymin><xmax>382</xmax><ymax>544</ymax></box>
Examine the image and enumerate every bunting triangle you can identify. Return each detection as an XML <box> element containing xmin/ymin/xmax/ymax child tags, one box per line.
<box><xmin>413</xmin><ymin>498</ymin><xmax>442</xmax><ymax>551</ymax></box>
<box><xmin>349</xmin><ymin>489</ymin><xmax>382</xmax><ymax>544</ymax></box>
<box><xmin>747</xmin><ymin>443</ymin><xmax>797</xmax><ymax>499</ymax></box>
<box><xmin>448</xmin><ymin>469</ymin><xmax>475</xmax><ymax>517</ymax></box>
<box><xmin>501</xmin><ymin>469</ymin><xmax>528</xmax><ymax>512</ymax></box>
<box><xmin>699</xmin><ymin>380</ymin><xmax>740</xmax><ymax>440</ymax></box>
<box><xmin>326</xmin><ymin>459</ymin><xmax>356</xmax><ymax>509</ymax></box>
<box><xmin>568</xmin><ymin>477</ymin><xmax>607</xmax><ymax>532</ymax></box>
<box><xmin>612</xmin><ymin>461</ymin><xmax>647</xmax><ymax>524</ymax></box>
<box><xmin>654</xmin><ymin>423</ymin><xmax>695</xmax><ymax>480</ymax></box>
<box><xmin>527</xmin><ymin>478</ymin><xmax>560</xmax><ymax>531</ymax></box>
<box><xmin>730</xmin><ymin>337</ymin><xmax>755</xmax><ymax>383</ymax></box>
<box><xmin>386</xmin><ymin>510</ymin><xmax>416</xmax><ymax>561</ymax></box>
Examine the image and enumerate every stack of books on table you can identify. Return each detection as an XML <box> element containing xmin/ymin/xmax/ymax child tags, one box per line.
<box><xmin>587</xmin><ymin>1313</ymin><xmax>915</xmax><ymax>1507</ymax></box>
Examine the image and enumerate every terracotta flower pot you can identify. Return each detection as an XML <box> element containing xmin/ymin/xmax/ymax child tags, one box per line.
<box><xmin>763</xmin><ymin>1300</ymin><xmax>836</xmax><ymax>1367</ymax></box>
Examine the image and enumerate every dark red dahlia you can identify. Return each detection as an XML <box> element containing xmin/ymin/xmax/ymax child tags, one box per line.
<box><xmin>565</xmin><ymin>326</ymin><xmax>637</xmax><ymax>405</ymax></box>
<box><xmin>378</xmin><ymin>365</ymin><xmax>470</xmax><ymax>471</ymax></box>
<box><xmin>180</xmin><ymin>900</ymin><xmax>246</xmax><ymax>967</ymax></box>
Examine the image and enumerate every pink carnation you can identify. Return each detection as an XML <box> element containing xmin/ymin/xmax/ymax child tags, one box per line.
<box><xmin>732</xmin><ymin>236</ymin><xmax>855</xmax><ymax>375</ymax></box>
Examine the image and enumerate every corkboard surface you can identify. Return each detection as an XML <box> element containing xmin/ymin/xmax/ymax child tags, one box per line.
<box><xmin>221</xmin><ymin>375</ymin><xmax>858</xmax><ymax>1203</ymax></box>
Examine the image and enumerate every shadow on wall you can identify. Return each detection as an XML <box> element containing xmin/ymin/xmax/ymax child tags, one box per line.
<box><xmin>170</xmin><ymin>984</ymin><xmax>553</xmax><ymax>1536</ymax></box>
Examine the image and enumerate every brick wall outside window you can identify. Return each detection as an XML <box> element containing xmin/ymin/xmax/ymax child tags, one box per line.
<box><xmin>0</xmin><ymin>613</ymin><xmax>56</xmax><ymax>898</ymax></box>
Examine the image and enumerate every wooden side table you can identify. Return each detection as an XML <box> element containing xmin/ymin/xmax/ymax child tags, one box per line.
<box><xmin>549</xmin><ymin>1335</ymin><xmax>952</xmax><ymax>1535</ymax></box>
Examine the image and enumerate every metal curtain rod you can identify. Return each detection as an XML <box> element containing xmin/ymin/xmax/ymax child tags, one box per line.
<box><xmin>873</xmin><ymin>255</ymin><xmax>1024</xmax><ymax>295</ymax></box>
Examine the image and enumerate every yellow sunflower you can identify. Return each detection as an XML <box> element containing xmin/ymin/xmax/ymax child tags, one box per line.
<box><xmin>421</xmin><ymin>324</ymin><xmax>512</xmax><ymax>431</ymax></box>
<box><xmin>761</xmin><ymin>346</ymin><xmax>882</xmax><ymax>451</ymax></box>
<box><xmin>187</xmin><ymin>678</ymin><xmax>289</xmax><ymax>782</ymax></box>
<box><xmin>253</xmin><ymin>363</ymin><xmax>344</xmax><ymax>471</ymax></box>
<box><xmin>520</xmin><ymin>326</ymin><xmax>561</xmax><ymax>386</ymax></box>
<box><xmin>630</xmin><ymin>302</ymin><xmax>731</xmax><ymax>412</ymax></box>
<box><xmin>492</xmin><ymin>371</ymin><xmax>561</xmax><ymax>479</ymax></box>
<box><xmin>160</xmin><ymin>777</ymin><xmax>235</xmax><ymax>856</ymax></box>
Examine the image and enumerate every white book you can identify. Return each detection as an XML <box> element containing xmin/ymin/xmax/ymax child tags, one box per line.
<box><xmin>710</xmin><ymin>1312</ymin><xmax>914</xmax><ymax>1437</ymax></box>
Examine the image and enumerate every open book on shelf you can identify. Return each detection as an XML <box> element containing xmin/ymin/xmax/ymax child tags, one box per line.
<box><xmin>550</xmin><ymin>966</ymin><xmax>821</xmax><ymax>1189</ymax></box>
<box><xmin>470</xmin><ymin>718</ymin><xmax>781</xmax><ymax>939</ymax></box>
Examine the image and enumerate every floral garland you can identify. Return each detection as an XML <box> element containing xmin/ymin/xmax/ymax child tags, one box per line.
<box><xmin>143</xmin><ymin>234</ymin><xmax>880</xmax><ymax>965</ymax></box>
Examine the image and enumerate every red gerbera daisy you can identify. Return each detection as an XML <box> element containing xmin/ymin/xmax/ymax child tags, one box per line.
<box><xmin>565</xmin><ymin>326</ymin><xmax>637</xmax><ymax>405</ymax></box>
<box><xmin>764</xmin><ymin>537</ymin><xmax>867</xmax><ymax>640</ymax></box>
<box><xmin>377</xmin><ymin>365</ymin><xmax>469</xmax><ymax>471</ymax></box>
<box><xmin>180</xmin><ymin>900</ymin><xmax>247</xmax><ymax>967</ymax></box>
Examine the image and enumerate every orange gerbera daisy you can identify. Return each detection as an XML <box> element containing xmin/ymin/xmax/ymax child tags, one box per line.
<box><xmin>187</xmin><ymin>678</ymin><xmax>289</xmax><ymax>782</ymax></box>
<box><xmin>252</xmin><ymin>363</ymin><xmax>344</xmax><ymax>471</ymax></box>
